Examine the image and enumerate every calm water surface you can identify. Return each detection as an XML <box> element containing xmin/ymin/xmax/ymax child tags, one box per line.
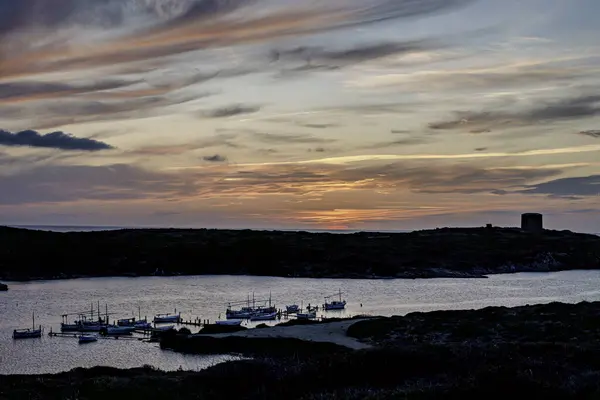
<box><xmin>2</xmin><ymin>271</ymin><xmax>600</xmax><ymax>375</ymax></box>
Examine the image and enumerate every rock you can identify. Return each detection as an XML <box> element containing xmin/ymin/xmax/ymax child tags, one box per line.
<box><xmin>0</xmin><ymin>282</ymin><xmax>7</xmax><ymax>291</ymax></box>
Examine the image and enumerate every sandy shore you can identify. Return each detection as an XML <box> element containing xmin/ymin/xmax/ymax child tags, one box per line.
<box><xmin>197</xmin><ymin>320</ymin><xmax>372</xmax><ymax>350</ymax></box>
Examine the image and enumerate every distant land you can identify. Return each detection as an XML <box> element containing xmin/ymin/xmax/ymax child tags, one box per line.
<box><xmin>0</xmin><ymin>225</ymin><xmax>599</xmax><ymax>281</ymax></box>
<box><xmin>8</xmin><ymin>224</ymin><xmax>412</xmax><ymax>234</ymax></box>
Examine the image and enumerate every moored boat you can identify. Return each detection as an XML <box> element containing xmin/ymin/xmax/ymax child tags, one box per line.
<box><xmin>153</xmin><ymin>313</ymin><xmax>180</xmax><ymax>324</ymax></box>
<box><xmin>104</xmin><ymin>325</ymin><xmax>135</xmax><ymax>335</ymax></box>
<box><xmin>286</xmin><ymin>304</ymin><xmax>300</xmax><ymax>313</ymax></box>
<box><xmin>152</xmin><ymin>324</ymin><xmax>175</xmax><ymax>332</ymax></box>
<box><xmin>297</xmin><ymin>311</ymin><xmax>316</xmax><ymax>320</ymax></box>
<box><xmin>323</xmin><ymin>289</ymin><xmax>346</xmax><ymax>310</ymax></box>
<box><xmin>249</xmin><ymin>312</ymin><xmax>277</xmax><ymax>321</ymax></box>
<box><xmin>13</xmin><ymin>312</ymin><xmax>42</xmax><ymax>339</ymax></box>
<box><xmin>78</xmin><ymin>334</ymin><xmax>98</xmax><ymax>343</ymax></box>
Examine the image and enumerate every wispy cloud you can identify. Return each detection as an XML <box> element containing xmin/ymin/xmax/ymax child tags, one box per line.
<box><xmin>521</xmin><ymin>175</ymin><xmax>600</xmax><ymax>197</ymax></box>
<box><xmin>201</xmin><ymin>104</ymin><xmax>261</xmax><ymax>118</ymax></box>
<box><xmin>228</xmin><ymin>144</ymin><xmax>600</xmax><ymax>166</ymax></box>
<box><xmin>0</xmin><ymin>0</ymin><xmax>472</xmax><ymax>80</ymax></box>
<box><xmin>0</xmin><ymin>129</ymin><xmax>114</xmax><ymax>151</ymax></box>
<box><xmin>579</xmin><ymin>130</ymin><xmax>600</xmax><ymax>138</ymax></box>
<box><xmin>429</xmin><ymin>94</ymin><xmax>600</xmax><ymax>131</ymax></box>
<box><xmin>203</xmin><ymin>154</ymin><xmax>227</xmax><ymax>162</ymax></box>
<box><xmin>252</xmin><ymin>132</ymin><xmax>336</xmax><ymax>145</ymax></box>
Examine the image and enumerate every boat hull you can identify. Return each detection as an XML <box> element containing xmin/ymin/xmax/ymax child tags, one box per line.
<box><xmin>250</xmin><ymin>312</ymin><xmax>278</xmax><ymax>321</ymax></box>
<box><xmin>78</xmin><ymin>335</ymin><xmax>98</xmax><ymax>343</ymax></box>
<box><xmin>13</xmin><ymin>329</ymin><xmax>42</xmax><ymax>339</ymax></box>
<box><xmin>105</xmin><ymin>326</ymin><xmax>135</xmax><ymax>335</ymax></box>
<box><xmin>153</xmin><ymin>316</ymin><xmax>180</xmax><ymax>323</ymax></box>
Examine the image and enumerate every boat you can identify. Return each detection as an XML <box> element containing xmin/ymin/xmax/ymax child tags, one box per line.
<box><xmin>78</xmin><ymin>334</ymin><xmax>98</xmax><ymax>343</ymax></box>
<box><xmin>152</xmin><ymin>324</ymin><xmax>175</xmax><ymax>332</ymax></box>
<box><xmin>250</xmin><ymin>312</ymin><xmax>277</xmax><ymax>321</ymax></box>
<box><xmin>104</xmin><ymin>325</ymin><xmax>135</xmax><ymax>335</ymax></box>
<box><xmin>297</xmin><ymin>311</ymin><xmax>316</xmax><ymax>320</ymax></box>
<box><xmin>153</xmin><ymin>313</ymin><xmax>180</xmax><ymax>324</ymax></box>
<box><xmin>323</xmin><ymin>290</ymin><xmax>346</xmax><ymax>311</ymax></box>
<box><xmin>134</xmin><ymin>321</ymin><xmax>152</xmax><ymax>329</ymax></box>
<box><xmin>60</xmin><ymin>323</ymin><xmax>80</xmax><ymax>332</ymax></box>
<box><xmin>78</xmin><ymin>322</ymin><xmax>107</xmax><ymax>332</ymax></box>
<box><xmin>226</xmin><ymin>292</ymin><xmax>277</xmax><ymax>319</ymax></box>
<box><xmin>119</xmin><ymin>307</ymin><xmax>149</xmax><ymax>327</ymax></box>
<box><xmin>13</xmin><ymin>312</ymin><xmax>42</xmax><ymax>339</ymax></box>
<box><xmin>215</xmin><ymin>319</ymin><xmax>243</xmax><ymax>326</ymax></box>
<box><xmin>286</xmin><ymin>304</ymin><xmax>300</xmax><ymax>313</ymax></box>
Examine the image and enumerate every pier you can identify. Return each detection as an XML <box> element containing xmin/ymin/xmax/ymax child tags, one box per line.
<box><xmin>48</xmin><ymin>332</ymin><xmax>146</xmax><ymax>341</ymax></box>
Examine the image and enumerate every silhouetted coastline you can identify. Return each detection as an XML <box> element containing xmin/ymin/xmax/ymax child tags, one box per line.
<box><xmin>1</xmin><ymin>226</ymin><xmax>599</xmax><ymax>281</ymax></box>
<box><xmin>4</xmin><ymin>301</ymin><xmax>600</xmax><ymax>398</ymax></box>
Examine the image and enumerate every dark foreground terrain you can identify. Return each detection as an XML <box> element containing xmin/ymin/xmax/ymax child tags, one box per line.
<box><xmin>1</xmin><ymin>226</ymin><xmax>599</xmax><ymax>280</ymax></box>
<box><xmin>4</xmin><ymin>301</ymin><xmax>600</xmax><ymax>399</ymax></box>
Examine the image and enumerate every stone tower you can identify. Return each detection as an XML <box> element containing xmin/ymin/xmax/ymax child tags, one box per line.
<box><xmin>521</xmin><ymin>213</ymin><xmax>543</xmax><ymax>232</ymax></box>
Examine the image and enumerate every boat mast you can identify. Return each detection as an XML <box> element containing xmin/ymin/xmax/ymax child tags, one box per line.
<box><xmin>32</xmin><ymin>311</ymin><xmax>35</xmax><ymax>330</ymax></box>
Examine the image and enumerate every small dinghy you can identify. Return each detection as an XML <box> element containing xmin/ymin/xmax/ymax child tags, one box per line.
<box><xmin>78</xmin><ymin>334</ymin><xmax>98</xmax><ymax>344</ymax></box>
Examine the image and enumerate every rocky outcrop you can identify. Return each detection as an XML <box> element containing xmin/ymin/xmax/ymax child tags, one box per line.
<box><xmin>0</xmin><ymin>282</ymin><xmax>7</xmax><ymax>291</ymax></box>
<box><xmin>347</xmin><ymin>301</ymin><xmax>600</xmax><ymax>346</ymax></box>
<box><xmin>1</xmin><ymin>226</ymin><xmax>598</xmax><ymax>280</ymax></box>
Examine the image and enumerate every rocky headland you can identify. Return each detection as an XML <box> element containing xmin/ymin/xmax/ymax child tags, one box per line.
<box><xmin>0</xmin><ymin>226</ymin><xmax>599</xmax><ymax>281</ymax></box>
<box><xmin>4</xmin><ymin>301</ymin><xmax>600</xmax><ymax>398</ymax></box>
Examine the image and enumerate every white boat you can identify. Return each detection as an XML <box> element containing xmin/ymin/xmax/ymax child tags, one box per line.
<box><xmin>215</xmin><ymin>320</ymin><xmax>243</xmax><ymax>326</ymax></box>
<box><xmin>153</xmin><ymin>313</ymin><xmax>180</xmax><ymax>324</ymax></box>
<box><xmin>324</xmin><ymin>290</ymin><xmax>346</xmax><ymax>310</ymax></box>
<box><xmin>104</xmin><ymin>325</ymin><xmax>135</xmax><ymax>335</ymax></box>
<box><xmin>13</xmin><ymin>313</ymin><xmax>42</xmax><ymax>339</ymax></box>
<box><xmin>78</xmin><ymin>334</ymin><xmax>98</xmax><ymax>343</ymax></box>
<box><xmin>152</xmin><ymin>324</ymin><xmax>175</xmax><ymax>332</ymax></box>
<box><xmin>297</xmin><ymin>312</ymin><xmax>316</xmax><ymax>320</ymax></box>
<box><xmin>250</xmin><ymin>312</ymin><xmax>277</xmax><ymax>321</ymax></box>
<box><xmin>286</xmin><ymin>305</ymin><xmax>300</xmax><ymax>313</ymax></box>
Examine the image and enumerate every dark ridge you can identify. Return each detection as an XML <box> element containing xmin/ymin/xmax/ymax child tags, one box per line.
<box><xmin>0</xmin><ymin>226</ymin><xmax>599</xmax><ymax>281</ymax></box>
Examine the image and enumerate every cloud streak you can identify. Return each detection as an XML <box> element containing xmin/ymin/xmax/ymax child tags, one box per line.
<box><xmin>202</xmin><ymin>104</ymin><xmax>261</xmax><ymax>118</ymax></box>
<box><xmin>429</xmin><ymin>94</ymin><xmax>600</xmax><ymax>131</ymax></box>
<box><xmin>0</xmin><ymin>129</ymin><xmax>114</xmax><ymax>151</ymax></box>
<box><xmin>0</xmin><ymin>0</ymin><xmax>472</xmax><ymax>79</ymax></box>
<box><xmin>203</xmin><ymin>154</ymin><xmax>227</xmax><ymax>162</ymax></box>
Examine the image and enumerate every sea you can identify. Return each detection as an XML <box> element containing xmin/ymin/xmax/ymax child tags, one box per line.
<box><xmin>3</xmin><ymin>271</ymin><xmax>600</xmax><ymax>375</ymax></box>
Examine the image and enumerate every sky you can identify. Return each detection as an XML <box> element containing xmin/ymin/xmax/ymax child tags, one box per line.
<box><xmin>0</xmin><ymin>0</ymin><xmax>599</xmax><ymax>232</ymax></box>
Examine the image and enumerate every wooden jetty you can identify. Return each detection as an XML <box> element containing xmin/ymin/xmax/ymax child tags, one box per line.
<box><xmin>48</xmin><ymin>331</ymin><xmax>146</xmax><ymax>341</ymax></box>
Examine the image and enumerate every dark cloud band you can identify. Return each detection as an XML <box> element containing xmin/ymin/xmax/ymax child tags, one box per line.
<box><xmin>0</xmin><ymin>129</ymin><xmax>114</xmax><ymax>151</ymax></box>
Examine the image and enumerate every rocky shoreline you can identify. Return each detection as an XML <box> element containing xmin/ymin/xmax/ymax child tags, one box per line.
<box><xmin>4</xmin><ymin>301</ymin><xmax>600</xmax><ymax>398</ymax></box>
<box><xmin>1</xmin><ymin>226</ymin><xmax>598</xmax><ymax>281</ymax></box>
<box><xmin>0</xmin><ymin>282</ymin><xmax>7</xmax><ymax>291</ymax></box>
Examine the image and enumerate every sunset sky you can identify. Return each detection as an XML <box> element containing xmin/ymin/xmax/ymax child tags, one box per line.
<box><xmin>0</xmin><ymin>0</ymin><xmax>599</xmax><ymax>232</ymax></box>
